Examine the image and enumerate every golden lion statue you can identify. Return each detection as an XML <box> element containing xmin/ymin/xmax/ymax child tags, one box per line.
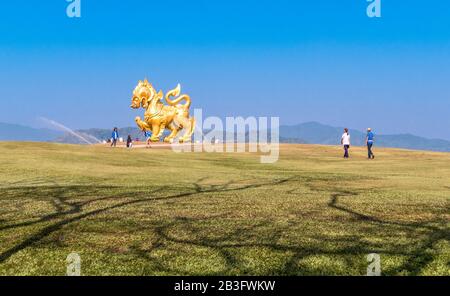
<box><xmin>130</xmin><ymin>79</ymin><xmax>196</xmax><ymax>143</ymax></box>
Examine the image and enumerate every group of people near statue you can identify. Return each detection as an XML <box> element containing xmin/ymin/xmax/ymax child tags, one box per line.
<box><xmin>110</xmin><ymin>126</ymin><xmax>377</xmax><ymax>159</ymax></box>
<box><xmin>110</xmin><ymin>127</ymin><xmax>149</xmax><ymax>149</ymax></box>
<box><xmin>110</xmin><ymin>127</ymin><xmax>134</xmax><ymax>148</ymax></box>
<box><xmin>341</xmin><ymin>128</ymin><xmax>375</xmax><ymax>159</ymax></box>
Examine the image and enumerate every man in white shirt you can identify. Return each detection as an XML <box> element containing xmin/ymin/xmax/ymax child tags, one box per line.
<box><xmin>341</xmin><ymin>128</ymin><xmax>351</xmax><ymax>158</ymax></box>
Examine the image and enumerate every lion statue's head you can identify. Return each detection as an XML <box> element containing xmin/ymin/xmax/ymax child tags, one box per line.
<box><xmin>130</xmin><ymin>79</ymin><xmax>157</xmax><ymax>109</ymax></box>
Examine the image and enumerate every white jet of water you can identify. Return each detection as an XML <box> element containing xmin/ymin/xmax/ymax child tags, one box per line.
<box><xmin>38</xmin><ymin>117</ymin><xmax>100</xmax><ymax>145</ymax></box>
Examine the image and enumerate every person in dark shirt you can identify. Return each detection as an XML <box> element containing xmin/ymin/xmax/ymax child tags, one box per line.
<box><xmin>126</xmin><ymin>135</ymin><xmax>133</xmax><ymax>149</ymax></box>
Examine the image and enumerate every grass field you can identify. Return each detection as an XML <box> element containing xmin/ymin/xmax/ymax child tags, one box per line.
<box><xmin>0</xmin><ymin>142</ymin><xmax>448</xmax><ymax>275</ymax></box>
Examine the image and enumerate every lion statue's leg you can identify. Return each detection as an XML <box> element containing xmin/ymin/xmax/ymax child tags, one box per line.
<box><xmin>157</xmin><ymin>123</ymin><xmax>166</xmax><ymax>138</ymax></box>
<box><xmin>177</xmin><ymin>116</ymin><xmax>196</xmax><ymax>143</ymax></box>
<box><xmin>164</xmin><ymin>123</ymin><xmax>181</xmax><ymax>143</ymax></box>
<box><xmin>135</xmin><ymin>116</ymin><xmax>151</xmax><ymax>131</ymax></box>
<box><xmin>186</xmin><ymin>117</ymin><xmax>196</xmax><ymax>142</ymax></box>
<box><xmin>149</xmin><ymin>124</ymin><xmax>161</xmax><ymax>142</ymax></box>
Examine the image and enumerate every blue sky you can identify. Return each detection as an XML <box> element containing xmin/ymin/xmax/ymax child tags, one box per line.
<box><xmin>0</xmin><ymin>1</ymin><xmax>449</xmax><ymax>139</ymax></box>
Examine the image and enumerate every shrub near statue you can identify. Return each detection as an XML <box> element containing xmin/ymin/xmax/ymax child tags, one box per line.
<box><xmin>130</xmin><ymin>79</ymin><xmax>196</xmax><ymax>143</ymax></box>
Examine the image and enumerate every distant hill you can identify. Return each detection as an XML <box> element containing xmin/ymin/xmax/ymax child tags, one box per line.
<box><xmin>62</xmin><ymin>123</ymin><xmax>450</xmax><ymax>151</ymax></box>
<box><xmin>2</xmin><ymin>121</ymin><xmax>450</xmax><ymax>152</ymax></box>
<box><xmin>0</xmin><ymin>122</ymin><xmax>63</xmax><ymax>142</ymax></box>
<box><xmin>53</xmin><ymin>127</ymin><xmax>146</xmax><ymax>144</ymax></box>
<box><xmin>280</xmin><ymin>122</ymin><xmax>450</xmax><ymax>152</ymax></box>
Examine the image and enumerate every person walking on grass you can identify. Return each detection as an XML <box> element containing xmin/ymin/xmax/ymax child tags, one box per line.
<box><xmin>366</xmin><ymin>128</ymin><xmax>375</xmax><ymax>159</ymax></box>
<box><xmin>341</xmin><ymin>128</ymin><xmax>351</xmax><ymax>158</ymax></box>
<box><xmin>144</xmin><ymin>130</ymin><xmax>152</xmax><ymax>148</ymax></box>
<box><xmin>111</xmin><ymin>127</ymin><xmax>119</xmax><ymax>147</ymax></box>
<box><xmin>126</xmin><ymin>135</ymin><xmax>133</xmax><ymax>149</ymax></box>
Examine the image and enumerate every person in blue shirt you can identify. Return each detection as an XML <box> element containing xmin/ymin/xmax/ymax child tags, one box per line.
<box><xmin>144</xmin><ymin>130</ymin><xmax>152</xmax><ymax>148</ymax></box>
<box><xmin>366</xmin><ymin>128</ymin><xmax>375</xmax><ymax>159</ymax></box>
<box><xmin>111</xmin><ymin>127</ymin><xmax>119</xmax><ymax>147</ymax></box>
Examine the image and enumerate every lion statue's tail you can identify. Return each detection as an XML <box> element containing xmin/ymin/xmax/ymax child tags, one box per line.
<box><xmin>165</xmin><ymin>84</ymin><xmax>191</xmax><ymax>109</ymax></box>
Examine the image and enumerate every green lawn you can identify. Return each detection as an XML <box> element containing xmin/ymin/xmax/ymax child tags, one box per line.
<box><xmin>0</xmin><ymin>142</ymin><xmax>448</xmax><ymax>275</ymax></box>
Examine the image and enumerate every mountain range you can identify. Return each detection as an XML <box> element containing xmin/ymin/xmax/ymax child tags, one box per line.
<box><xmin>279</xmin><ymin>122</ymin><xmax>450</xmax><ymax>152</ymax></box>
<box><xmin>0</xmin><ymin>122</ymin><xmax>63</xmax><ymax>142</ymax></box>
<box><xmin>1</xmin><ymin>121</ymin><xmax>450</xmax><ymax>152</ymax></box>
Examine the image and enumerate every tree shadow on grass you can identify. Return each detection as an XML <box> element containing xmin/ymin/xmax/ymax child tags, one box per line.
<box><xmin>0</xmin><ymin>184</ymin><xmax>126</xmax><ymax>231</ymax></box>
<box><xmin>128</xmin><ymin>214</ymin><xmax>417</xmax><ymax>275</ymax></box>
<box><xmin>0</xmin><ymin>176</ymin><xmax>447</xmax><ymax>275</ymax></box>
<box><xmin>0</xmin><ymin>177</ymin><xmax>294</xmax><ymax>264</ymax></box>
<box><xmin>307</xmin><ymin>185</ymin><xmax>449</xmax><ymax>275</ymax></box>
<box><xmin>130</xmin><ymin>181</ymin><xmax>449</xmax><ymax>275</ymax></box>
